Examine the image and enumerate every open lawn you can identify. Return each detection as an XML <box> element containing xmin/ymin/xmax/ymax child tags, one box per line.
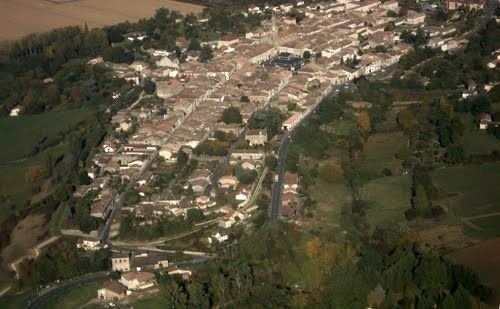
<box><xmin>431</xmin><ymin>162</ymin><xmax>500</xmax><ymax>218</ymax></box>
<box><xmin>362</xmin><ymin>174</ymin><xmax>411</xmax><ymax>226</ymax></box>
<box><xmin>0</xmin><ymin>0</ymin><xmax>204</xmax><ymax>42</ymax></box>
<box><xmin>41</xmin><ymin>281</ymin><xmax>101</xmax><ymax>309</ymax></box>
<box><xmin>133</xmin><ymin>295</ymin><xmax>169</xmax><ymax>308</ymax></box>
<box><xmin>359</xmin><ymin>131</ymin><xmax>406</xmax><ymax>179</ymax></box>
<box><xmin>307</xmin><ymin>180</ymin><xmax>351</xmax><ymax>230</ymax></box>
<box><xmin>460</xmin><ymin>114</ymin><xmax>500</xmax><ymax>156</ymax></box>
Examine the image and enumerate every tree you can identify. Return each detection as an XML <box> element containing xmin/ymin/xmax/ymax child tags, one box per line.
<box><xmin>413</xmin><ymin>184</ymin><xmax>430</xmax><ymax>217</ymax></box>
<box><xmin>102</xmin><ymin>46</ymin><xmax>134</xmax><ymax>64</ymax></box>
<box><xmin>356</xmin><ymin>111</ymin><xmax>371</xmax><ymax>133</ymax></box>
<box><xmin>25</xmin><ymin>165</ymin><xmax>45</xmax><ymax>184</ymax></box>
<box><xmin>305</xmin><ymin>237</ymin><xmax>322</xmax><ymax>258</ymax></box>
<box><xmin>265</xmin><ymin>155</ymin><xmax>277</xmax><ymax>169</ymax></box>
<box><xmin>221</xmin><ymin>106</ymin><xmax>242</xmax><ymax>124</ymax></box>
<box><xmin>176</xmin><ymin>150</ymin><xmax>189</xmax><ymax>166</ymax></box>
<box><xmin>199</xmin><ymin>45</ymin><xmax>213</xmax><ymax>62</ymax></box>
<box><xmin>444</xmin><ymin>144</ymin><xmax>465</xmax><ymax>164</ymax></box>
<box><xmin>240</xmin><ymin>95</ymin><xmax>250</xmax><ymax>102</ymax></box>
<box><xmin>188</xmin><ymin>39</ymin><xmax>201</xmax><ymax>51</ymax></box>
<box><xmin>397</xmin><ymin>109</ymin><xmax>419</xmax><ymax>135</ymax></box>
<box><xmin>303</xmin><ymin>50</ymin><xmax>312</xmax><ymax>59</ymax></box>
<box><xmin>186</xmin><ymin>208</ymin><xmax>204</xmax><ymax>223</ymax></box>
<box><xmin>144</xmin><ymin>78</ymin><xmax>156</xmax><ymax>94</ymax></box>
<box><xmin>82</xmin><ymin>29</ymin><xmax>109</xmax><ymax>56</ymax></box>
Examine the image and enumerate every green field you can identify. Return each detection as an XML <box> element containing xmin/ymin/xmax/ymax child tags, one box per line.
<box><xmin>431</xmin><ymin>162</ymin><xmax>500</xmax><ymax>218</ymax></box>
<box><xmin>0</xmin><ymin>109</ymin><xmax>94</xmax><ymax>164</ymax></box>
<box><xmin>41</xmin><ymin>281</ymin><xmax>100</xmax><ymax>309</ymax></box>
<box><xmin>0</xmin><ymin>109</ymin><xmax>95</xmax><ymax>210</ymax></box>
<box><xmin>359</xmin><ymin>131</ymin><xmax>406</xmax><ymax>179</ymax></box>
<box><xmin>307</xmin><ymin>180</ymin><xmax>351</xmax><ymax>229</ymax></box>
<box><xmin>362</xmin><ymin>175</ymin><xmax>412</xmax><ymax>226</ymax></box>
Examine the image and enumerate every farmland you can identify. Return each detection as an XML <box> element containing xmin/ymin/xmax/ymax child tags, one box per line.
<box><xmin>0</xmin><ymin>0</ymin><xmax>204</xmax><ymax>42</ymax></box>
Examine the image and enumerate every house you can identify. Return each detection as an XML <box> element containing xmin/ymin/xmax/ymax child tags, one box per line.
<box><xmin>240</xmin><ymin>159</ymin><xmax>259</xmax><ymax>171</ymax></box>
<box><xmin>102</xmin><ymin>139</ymin><xmax>118</xmax><ymax>153</ymax></box>
<box><xmin>76</xmin><ymin>238</ymin><xmax>101</xmax><ymax>251</ymax></box>
<box><xmin>156</xmin><ymin>56</ymin><xmax>179</xmax><ymax>69</ymax></box>
<box><xmin>195</xmin><ymin>195</ymin><xmax>216</xmax><ymax>209</ymax></box>
<box><xmin>210</xmin><ymin>232</ymin><xmax>229</xmax><ymax>243</ymax></box>
<box><xmin>479</xmin><ymin>113</ymin><xmax>492</xmax><ymax>130</ymax></box>
<box><xmin>156</xmin><ymin>79</ymin><xmax>183</xmax><ymax>99</ymax></box>
<box><xmin>9</xmin><ymin>105</ymin><xmax>22</xmax><ymax>117</ymax></box>
<box><xmin>406</xmin><ymin>11</ymin><xmax>426</xmax><ymax>25</ymax></box>
<box><xmin>218</xmin><ymin>175</ymin><xmax>239</xmax><ymax>189</ymax></box>
<box><xmin>235</xmin><ymin>186</ymin><xmax>251</xmax><ymax>201</ymax></box>
<box><xmin>90</xmin><ymin>189</ymin><xmax>116</xmax><ymax>219</ymax></box>
<box><xmin>245</xmin><ymin>129</ymin><xmax>267</xmax><ymax>146</ymax></box>
<box><xmin>97</xmin><ymin>280</ymin><xmax>127</xmax><ymax>300</ymax></box>
<box><xmin>188</xmin><ymin>169</ymin><xmax>212</xmax><ymax>193</ymax></box>
<box><xmin>230</xmin><ymin>149</ymin><xmax>265</xmax><ymax>161</ymax></box>
<box><xmin>218</xmin><ymin>34</ymin><xmax>240</xmax><ymax>48</ymax></box>
<box><xmin>159</xmin><ymin>143</ymin><xmax>179</xmax><ymax>161</ymax></box>
<box><xmin>167</xmin><ymin>267</ymin><xmax>193</xmax><ymax>280</ymax></box>
<box><xmin>111</xmin><ymin>252</ymin><xmax>131</xmax><ymax>272</ymax></box>
<box><xmin>120</xmin><ymin>272</ymin><xmax>156</xmax><ymax>290</ymax></box>
<box><xmin>219</xmin><ymin>210</ymin><xmax>245</xmax><ymax>228</ymax></box>
<box><xmin>125</xmin><ymin>31</ymin><xmax>147</xmax><ymax>42</ymax></box>
<box><xmin>111</xmin><ymin>252</ymin><xmax>169</xmax><ymax>272</ymax></box>
<box><xmin>487</xmin><ymin>56</ymin><xmax>500</xmax><ymax>69</ymax></box>
<box><xmin>447</xmin><ymin>0</ymin><xmax>485</xmax><ymax>10</ymax></box>
<box><xmin>282</xmin><ymin>112</ymin><xmax>303</xmax><ymax>130</ymax></box>
<box><xmin>131</xmin><ymin>252</ymin><xmax>168</xmax><ymax>271</ymax></box>
<box><xmin>283</xmin><ymin>172</ymin><xmax>299</xmax><ymax>193</ymax></box>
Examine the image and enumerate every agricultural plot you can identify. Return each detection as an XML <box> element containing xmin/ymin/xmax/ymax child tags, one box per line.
<box><xmin>448</xmin><ymin>237</ymin><xmax>500</xmax><ymax>298</ymax></box>
<box><xmin>0</xmin><ymin>0</ymin><xmax>204</xmax><ymax>41</ymax></box>
<box><xmin>431</xmin><ymin>162</ymin><xmax>500</xmax><ymax>219</ymax></box>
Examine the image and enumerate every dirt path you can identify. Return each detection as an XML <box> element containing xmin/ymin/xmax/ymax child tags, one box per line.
<box><xmin>9</xmin><ymin>235</ymin><xmax>60</xmax><ymax>278</ymax></box>
<box><xmin>127</xmin><ymin>91</ymin><xmax>153</xmax><ymax>111</ymax></box>
<box><xmin>461</xmin><ymin>211</ymin><xmax>500</xmax><ymax>231</ymax></box>
<box><xmin>112</xmin><ymin>219</ymin><xmax>219</xmax><ymax>246</ymax></box>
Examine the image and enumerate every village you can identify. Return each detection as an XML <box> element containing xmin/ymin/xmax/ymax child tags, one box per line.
<box><xmin>51</xmin><ymin>0</ymin><xmax>487</xmax><ymax>304</ymax></box>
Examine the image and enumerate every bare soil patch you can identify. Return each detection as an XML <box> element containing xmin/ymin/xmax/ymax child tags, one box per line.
<box><xmin>1</xmin><ymin>214</ymin><xmax>48</xmax><ymax>267</ymax></box>
<box><xmin>0</xmin><ymin>0</ymin><xmax>204</xmax><ymax>41</ymax></box>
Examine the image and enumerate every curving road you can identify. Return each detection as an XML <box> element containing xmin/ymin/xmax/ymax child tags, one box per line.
<box><xmin>27</xmin><ymin>272</ymin><xmax>111</xmax><ymax>309</ymax></box>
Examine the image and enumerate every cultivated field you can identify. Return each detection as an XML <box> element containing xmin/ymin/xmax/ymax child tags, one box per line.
<box><xmin>0</xmin><ymin>0</ymin><xmax>204</xmax><ymax>42</ymax></box>
<box><xmin>448</xmin><ymin>237</ymin><xmax>500</xmax><ymax>299</ymax></box>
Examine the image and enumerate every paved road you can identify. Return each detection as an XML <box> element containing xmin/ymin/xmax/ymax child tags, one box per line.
<box><xmin>99</xmin><ymin>150</ymin><xmax>158</xmax><ymax>244</ymax></box>
<box><xmin>27</xmin><ymin>272</ymin><xmax>110</xmax><ymax>309</ymax></box>
<box><xmin>269</xmin><ymin>82</ymin><xmax>355</xmax><ymax>220</ymax></box>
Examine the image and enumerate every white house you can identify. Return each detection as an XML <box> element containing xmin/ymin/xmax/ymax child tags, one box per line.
<box><xmin>235</xmin><ymin>186</ymin><xmax>251</xmax><ymax>201</ymax></box>
<box><xmin>120</xmin><ymin>272</ymin><xmax>156</xmax><ymax>290</ymax></box>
